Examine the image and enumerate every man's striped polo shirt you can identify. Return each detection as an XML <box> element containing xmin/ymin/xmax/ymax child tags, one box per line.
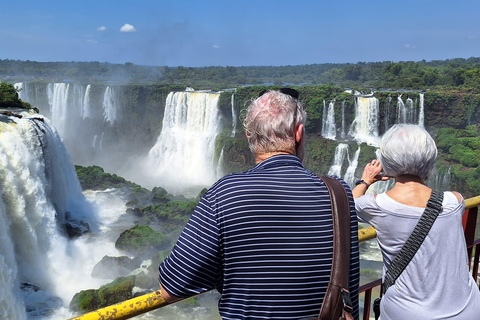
<box><xmin>159</xmin><ymin>154</ymin><xmax>360</xmax><ymax>319</ymax></box>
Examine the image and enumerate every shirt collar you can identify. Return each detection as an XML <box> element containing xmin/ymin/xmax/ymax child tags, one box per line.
<box><xmin>253</xmin><ymin>154</ymin><xmax>303</xmax><ymax>170</ymax></box>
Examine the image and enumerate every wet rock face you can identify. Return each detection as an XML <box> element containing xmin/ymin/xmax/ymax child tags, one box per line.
<box><xmin>63</xmin><ymin>211</ymin><xmax>91</xmax><ymax>239</ymax></box>
<box><xmin>91</xmin><ymin>255</ymin><xmax>140</xmax><ymax>279</ymax></box>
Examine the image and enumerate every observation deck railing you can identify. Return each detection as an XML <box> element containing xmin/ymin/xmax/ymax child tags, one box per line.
<box><xmin>69</xmin><ymin>195</ymin><xmax>480</xmax><ymax>320</ymax></box>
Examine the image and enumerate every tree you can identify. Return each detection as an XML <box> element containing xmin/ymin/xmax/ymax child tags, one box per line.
<box><xmin>0</xmin><ymin>82</ymin><xmax>22</xmax><ymax>108</ymax></box>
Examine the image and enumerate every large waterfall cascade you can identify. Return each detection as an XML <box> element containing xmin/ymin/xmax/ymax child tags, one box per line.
<box><xmin>148</xmin><ymin>90</ymin><xmax>223</xmax><ymax>195</ymax></box>
<box><xmin>0</xmin><ymin>111</ymin><xmax>115</xmax><ymax>319</ymax></box>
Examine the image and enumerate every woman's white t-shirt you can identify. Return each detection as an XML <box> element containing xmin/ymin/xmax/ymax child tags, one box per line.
<box><xmin>356</xmin><ymin>191</ymin><xmax>480</xmax><ymax>319</ymax></box>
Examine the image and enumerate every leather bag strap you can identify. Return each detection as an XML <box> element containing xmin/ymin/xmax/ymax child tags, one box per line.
<box><xmin>382</xmin><ymin>190</ymin><xmax>444</xmax><ymax>294</ymax></box>
<box><xmin>317</xmin><ymin>175</ymin><xmax>352</xmax><ymax>320</ymax></box>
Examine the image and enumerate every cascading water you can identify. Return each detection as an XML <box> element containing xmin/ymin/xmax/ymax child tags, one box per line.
<box><xmin>322</xmin><ymin>100</ymin><xmax>336</xmax><ymax>139</ymax></box>
<box><xmin>0</xmin><ymin>111</ymin><xmax>102</xmax><ymax>319</ymax></box>
<box><xmin>328</xmin><ymin>143</ymin><xmax>348</xmax><ymax>177</ymax></box>
<box><xmin>348</xmin><ymin>94</ymin><xmax>380</xmax><ymax>146</ymax></box>
<box><xmin>418</xmin><ymin>92</ymin><xmax>425</xmax><ymax>126</ymax></box>
<box><xmin>82</xmin><ymin>84</ymin><xmax>91</xmax><ymax>119</ymax></box>
<box><xmin>103</xmin><ymin>86</ymin><xmax>118</xmax><ymax>124</ymax></box>
<box><xmin>147</xmin><ymin>91</ymin><xmax>222</xmax><ymax>195</ymax></box>
<box><xmin>343</xmin><ymin>145</ymin><xmax>361</xmax><ymax>186</ymax></box>
<box><xmin>230</xmin><ymin>93</ymin><xmax>237</xmax><ymax>137</ymax></box>
<box><xmin>50</xmin><ymin>83</ymin><xmax>70</xmax><ymax>137</ymax></box>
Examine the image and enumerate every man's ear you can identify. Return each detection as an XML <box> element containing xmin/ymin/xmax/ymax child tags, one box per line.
<box><xmin>295</xmin><ymin>124</ymin><xmax>304</xmax><ymax>143</ymax></box>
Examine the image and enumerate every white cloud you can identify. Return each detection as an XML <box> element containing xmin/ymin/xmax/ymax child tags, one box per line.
<box><xmin>120</xmin><ymin>24</ymin><xmax>136</xmax><ymax>33</ymax></box>
<box><xmin>404</xmin><ymin>44</ymin><xmax>416</xmax><ymax>49</ymax></box>
<box><xmin>97</xmin><ymin>26</ymin><xmax>107</xmax><ymax>31</ymax></box>
<box><xmin>87</xmin><ymin>39</ymin><xmax>98</xmax><ymax>44</ymax></box>
<box><xmin>213</xmin><ymin>45</ymin><xmax>220</xmax><ymax>49</ymax></box>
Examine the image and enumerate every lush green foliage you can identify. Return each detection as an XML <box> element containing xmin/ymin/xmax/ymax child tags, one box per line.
<box><xmin>75</xmin><ymin>165</ymin><xmax>136</xmax><ymax>190</ymax></box>
<box><xmin>4</xmin><ymin>57</ymin><xmax>480</xmax><ymax>91</ymax></box>
<box><xmin>0</xmin><ymin>82</ymin><xmax>33</xmax><ymax>109</ymax></box>
<box><xmin>436</xmin><ymin>125</ymin><xmax>480</xmax><ymax>197</ymax></box>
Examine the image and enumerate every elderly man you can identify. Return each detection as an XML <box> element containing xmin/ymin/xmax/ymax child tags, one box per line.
<box><xmin>159</xmin><ymin>88</ymin><xmax>360</xmax><ymax>319</ymax></box>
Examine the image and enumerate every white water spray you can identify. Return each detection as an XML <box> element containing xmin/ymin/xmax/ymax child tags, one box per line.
<box><xmin>0</xmin><ymin>112</ymin><xmax>100</xmax><ymax>319</ymax></box>
<box><xmin>349</xmin><ymin>95</ymin><xmax>380</xmax><ymax>145</ymax></box>
<box><xmin>148</xmin><ymin>91</ymin><xmax>222</xmax><ymax>195</ymax></box>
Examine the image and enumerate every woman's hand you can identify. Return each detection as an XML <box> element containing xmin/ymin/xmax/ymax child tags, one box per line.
<box><xmin>361</xmin><ymin>160</ymin><xmax>388</xmax><ymax>186</ymax></box>
<box><xmin>352</xmin><ymin>160</ymin><xmax>390</xmax><ymax>198</ymax></box>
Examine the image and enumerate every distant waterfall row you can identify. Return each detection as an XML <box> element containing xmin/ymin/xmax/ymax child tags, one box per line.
<box><xmin>324</xmin><ymin>92</ymin><xmax>425</xmax><ymax>188</ymax></box>
<box><xmin>14</xmin><ymin>82</ymin><xmax>224</xmax><ymax>194</ymax></box>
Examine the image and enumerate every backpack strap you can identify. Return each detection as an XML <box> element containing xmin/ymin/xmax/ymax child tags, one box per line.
<box><xmin>317</xmin><ymin>176</ymin><xmax>353</xmax><ymax>319</ymax></box>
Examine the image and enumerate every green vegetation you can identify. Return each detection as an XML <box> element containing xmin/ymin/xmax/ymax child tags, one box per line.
<box><xmin>4</xmin><ymin>57</ymin><xmax>480</xmax><ymax>91</ymax></box>
<box><xmin>69</xmin><ymin>276</ymin><xmax>136</xmax><ymax>312</ymax></box>
<box><xmin>115</xmin><ymin>225</ymin><xmax>169</xmax><ymax>256</ymax></box>
<box><xmin>0</xmin><ymin>82</ymin><xmax>34</xmax><ymax>109</ymax></box>
<box><xmin>436</xmin><ymin>125</ymin><xmax>480</xmax><ymax>197</ymax></box>
<box><xmin>75</xmin><ymin>165</ymin><xmax>135</xmax><ymax>190</ymax></box>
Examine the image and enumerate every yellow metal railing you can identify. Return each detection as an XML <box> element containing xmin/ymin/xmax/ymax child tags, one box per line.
<box><xmin>69</xmin><ymin>195</ymin><xmax>480</xmax><ymax>320</ymax></box>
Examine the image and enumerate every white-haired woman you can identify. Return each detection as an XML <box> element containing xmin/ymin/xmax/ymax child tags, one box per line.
<box><xmin>353</xmin><ymin>124</ymin><xmax>480</xmax><ymax>319</ymax></box>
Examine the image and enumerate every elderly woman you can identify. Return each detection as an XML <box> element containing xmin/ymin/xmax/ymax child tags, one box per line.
<box><xmin>353</xmin><ymin>124</ymin><xmax>480</xmax><ymax>319</ymax></box>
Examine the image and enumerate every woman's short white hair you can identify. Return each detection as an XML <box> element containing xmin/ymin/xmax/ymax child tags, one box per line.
<box><xmin>380</xmin><ymin>124</ymin><xmax>437</xmax><ymax>180</ymax></box>
<box><xmin>243</xmin><ymin>90</ymin><xmax>306</xmax><ymax>155</ymax></box>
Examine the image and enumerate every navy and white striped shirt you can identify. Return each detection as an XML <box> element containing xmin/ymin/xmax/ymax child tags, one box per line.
<box><xmin>159</xmin><ymin>154</ymin><xmax>360</xmax><ymax>319</ymax></box>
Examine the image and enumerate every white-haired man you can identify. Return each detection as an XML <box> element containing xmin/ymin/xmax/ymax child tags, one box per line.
<box><xmin>159</xmin><ymin>88</ymin><xmax>360</xmax><ymax>319</ymax></box>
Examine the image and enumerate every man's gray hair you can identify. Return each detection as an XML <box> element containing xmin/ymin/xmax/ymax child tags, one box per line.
<box><xmin>380</xmin><ymin>124</ymin><xmax>437</xmax><ymax>180</ymax></box>
<box><xmin>243</xmin><ymin>90</ymin><xmax>306</xmax><ymax>156</ymax></box>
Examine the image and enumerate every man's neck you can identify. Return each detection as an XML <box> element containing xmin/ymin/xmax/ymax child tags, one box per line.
<box><xmin>255</xmin><ymin>151</ymin><xmax>293</xmax><ymax>164</ymax></box>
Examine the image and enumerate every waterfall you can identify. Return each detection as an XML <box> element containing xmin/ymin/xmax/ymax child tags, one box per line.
<box><xmin>102</xmin><ymin>86</ymin><xmax>117</xmax><ymax>124</ymax></box>
<box><xmin>82</xmin><ymin>84</ymin><xmax>91</xmax><ymax>119</ymax></box>
<box><xmin>396</xmin><ymin>94</ymin><xmax>409</xmax><ymax>123</ymax></box>
<box><xmin>328</xmin><ymin>144</ymin><xmax>348</xmax><ymax>177</ymax></box>
<box><xmin>50</xmin><ymin>83</ymin><xmax>70</xmax><ymax>136</ymax></box>
<box><xmin>343</xmin><ymin>145</ymin><xmax>361</xmax><ymax>186</ymax></box>
<box><xmin>322</xmin><ymin>100</ymin><xmax>336</xmax><ymax>139</ymax></box>
<box><xmin>349</xmin><ymin>95</ymin><xmax>380</xmax><ymax>145</ymax></box>
<box><xmin>406</xmin><ymin>97</ymin><xmax>415</xmax><ymax>123</ymax></box>
<box><xmin>148</xmin><ymin>91</ymin><xmax>222</xmax><ymax>195</ymax></box>
<box><xmin>216</xmin><ymin>148</ymin><xmax>225</xmax><ymax>180</ymax></box>
<box><xmin>418</xmin><ymin>93</ymin><xmax>425</xmax><ymax>126</ymax></box>
<box><xmin>384</xmin><ymin>95</ymin><xmax>392</xmax><ymax>132</ymax></box>
<box><xmin>230</xmin><ymin>93</ymin><xmax>237</xmax><ymax>137</ymax></box>
<box><xmin>341</xmin><ymin>100</ymin><xmax>346</xmax><ymax>139</ymax></box>
<box><xmin>14</xmin><ymin>82</ymin><xmax>28</xmax><ymax>101</ymax></box>
<box><xmin>47</xmin><ymin>83</ymin><xmax>54</xmax><ymax>111</ymax></box>
<box><xmin>0</xmin><ymin>111</ymin><xmax>98</xmax><ymax>319</ymax></box>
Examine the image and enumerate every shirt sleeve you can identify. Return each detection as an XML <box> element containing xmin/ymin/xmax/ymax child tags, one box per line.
<box><xmin>159</xmin><ymin>194</ymin><xmax>221</xmax><ymax>298</ymax></box>
<box><xmin>355</xmin><ymin>193</ymin><xmax>376</xmax><ymax>224</ymax></box>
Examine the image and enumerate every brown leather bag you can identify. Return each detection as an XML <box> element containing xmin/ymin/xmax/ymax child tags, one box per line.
<box><xmin>317</xmin><ymin>175</ymin><xmax>353</xmax><ymax>320</ymax></box>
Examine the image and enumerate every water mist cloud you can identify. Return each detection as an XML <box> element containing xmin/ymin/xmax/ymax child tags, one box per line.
<box><xmin>97</xmin><ymin>26</ymin><xmax>107</xmax><ymax>31</ymax></box>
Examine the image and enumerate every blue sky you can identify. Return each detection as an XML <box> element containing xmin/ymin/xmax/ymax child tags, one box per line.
<box><xmin>1</xmin><ymin>0</ymin><xmax>480</xmax><ymax>67</ymax></box>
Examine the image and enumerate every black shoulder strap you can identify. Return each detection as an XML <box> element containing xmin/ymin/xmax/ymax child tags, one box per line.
<box><xmin>317</xmin><ymin>175</ymin><xmax>352</xmax><ymax>319</ymax></box>
<box><xmin>382</xmin><ymin>190</ymin><xmax>444</xmax><ymax>294</ymax></box>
